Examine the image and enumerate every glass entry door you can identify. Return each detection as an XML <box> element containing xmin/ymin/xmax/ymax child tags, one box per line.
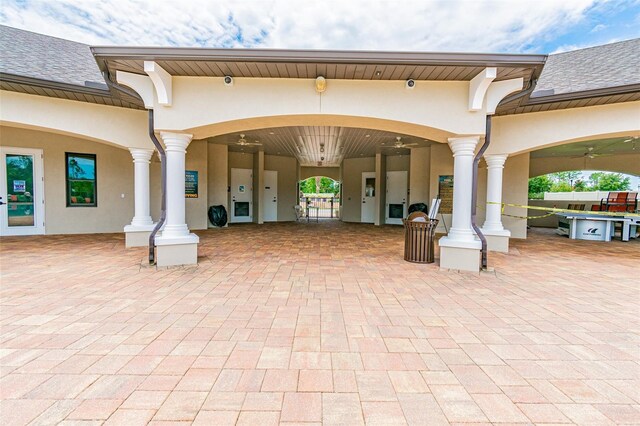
<box><xmin>0</xmin><ymin>147</ymin><xmax>45</xmax><ymax>236</ymax></box>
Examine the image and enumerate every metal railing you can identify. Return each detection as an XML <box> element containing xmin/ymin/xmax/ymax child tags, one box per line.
<box><xmin>299</xmin><ymin>196</ymin><xmax>340</xmax><ymax>219</ymax></box>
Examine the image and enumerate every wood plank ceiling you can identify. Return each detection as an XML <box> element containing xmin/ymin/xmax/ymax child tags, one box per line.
<box><xmin>209</xmin><ymin>126</ymin><xmax>435</xmax><ymax>167</ymax></box>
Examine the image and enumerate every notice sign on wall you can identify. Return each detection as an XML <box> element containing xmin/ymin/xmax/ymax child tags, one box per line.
<box><xmin>13</xmin><ymin>180</ymin><xmax>26</xmax><ymax>192</ymax></box>
<box><xmin>438</xmin><ymin>175</ymin><xmax>453</xmax><ymax>214</ymax></box>
<box><xmin>185</xmin><ymin>170</ymin><xmax>198</xmax><ymax>198</ymax></box>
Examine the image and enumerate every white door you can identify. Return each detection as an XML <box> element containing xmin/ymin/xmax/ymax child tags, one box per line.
<box><xmin>230</xmin><ymin>168</ymin><xmax>253</xmax><ymax>223</ymax></box>
<box><xmin>361</xmin><ymin>172</ymin><xmax>376</xmax><ymax>223</ymax></box>
<box><xmin>0</xmin><ymin>147</ymin><xmax>45</xmax><ymax>236</ymax></box>
<box><xmin>263</xmin><ymin>170</ymin><xmax>278</xmax><ymax>222</ymax></box>
<box><xmin>386</xmin><ymin>171</ymin><xmax>408</xmax><ymax>225</ymax></box>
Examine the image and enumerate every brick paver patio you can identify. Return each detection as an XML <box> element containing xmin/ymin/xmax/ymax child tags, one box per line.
<box><xmin>1</xmin><ymin>222</ymin><xmax>638</xmax><ymax>425</ymax></box>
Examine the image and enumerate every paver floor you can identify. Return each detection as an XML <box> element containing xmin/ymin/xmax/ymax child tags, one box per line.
<box><xmin>1</xmin><ymin>222</ymin><xmax>639</xmax><ymax>425</ymax></box>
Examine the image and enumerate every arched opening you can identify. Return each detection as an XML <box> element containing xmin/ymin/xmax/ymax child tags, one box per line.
<box><xmin>298</xmin><ymin>176</ymin><xmax>341</xmax><ymax>220</ymax></box>
<box><xmin>204</xmin><ymin>124</ymin><xmax>430</xmax><ymax>226</ymax></box>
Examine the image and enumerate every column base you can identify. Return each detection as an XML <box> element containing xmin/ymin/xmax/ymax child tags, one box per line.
<box><xmin>154</xmin><ymin>233</ymin><xmax>200</xmax><ymax>267</ymax></box>
<box><xmin>438</xmin><ymin>236</ymin><xmax>481</xmax><ymax>272</ymax></box>
<box><xmin>481</xmin><ymin>228</ymin><xmax>511</xmax><ymax>253</ymax></box>
<box><xmin>124</xmin><ymin>224</ymin><xmax>156</xmax><ymax>248</ymax></box>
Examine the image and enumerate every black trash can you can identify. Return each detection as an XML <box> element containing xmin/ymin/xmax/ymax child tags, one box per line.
<box><xmin>403</xmin><ymin>211</ymin><xmax>438</xmax><ymax>263</ymax></box>
<box><xmin>208</xmin><ymin>205</ymin><xmax>228</xmax><ymax>227</ymax></box>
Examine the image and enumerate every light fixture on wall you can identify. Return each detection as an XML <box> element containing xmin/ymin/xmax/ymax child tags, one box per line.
<box><xmin>315</xmin><ymin>76</ymin><xmax>327</xmax><ymax>93</ymax></box>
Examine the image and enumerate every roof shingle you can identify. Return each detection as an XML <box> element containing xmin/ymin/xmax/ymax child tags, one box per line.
<box><xmin>0</xmin><ymin>25</ymin><xmax>104</xmax><ymax>87</ymax></box>
<box><xmin>533</xmin><ymin>38</ymin><xmax>640</xmax><ymax>97</ymax></box>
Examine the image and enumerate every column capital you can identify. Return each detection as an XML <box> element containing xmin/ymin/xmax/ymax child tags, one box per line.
<box><xmin>160</xmin><ymin>132</ymin><xmax>193</xmax><ymax>153</ymax></box>
<box><xmin>128</xmin><ymin>148</ymin><xmax>154</xmax><ymax>163</ymax></box>
<box><xmin>447</xmin><ymin>136</ymin><xmax>480</xmax><ymax>157</ymax></box>
<box><xmin>484</xmin><ymin>154</ymin><xmax>508</xmax><ymax>169</ymax></box>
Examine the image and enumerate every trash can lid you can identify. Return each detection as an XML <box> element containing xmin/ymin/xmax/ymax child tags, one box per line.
<box><xmin>407</xmin><ymin>211</ymin><xmax>429</xmax><ymax>222</ymax></box>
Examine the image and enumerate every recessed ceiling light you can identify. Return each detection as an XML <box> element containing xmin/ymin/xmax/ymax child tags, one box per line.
<box><xmin>375</xmin><ymin>71</ymin><xmax>381</xmax><ymax>77</ymax></box>
<box><xmin>269</xmin><ymin>132</ymin><xmax>275</xmax><ymax>135</ymax></box>
<box><xmin>365</xmin><ymin>134</ymin><xmax>370</xmax><ymax>137</ymax></box>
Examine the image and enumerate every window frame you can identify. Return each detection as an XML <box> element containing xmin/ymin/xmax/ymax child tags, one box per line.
<box><xmin>65</xmin><ymin>152</ymin><xmax>97</xmax><ymax>207</ymax></box>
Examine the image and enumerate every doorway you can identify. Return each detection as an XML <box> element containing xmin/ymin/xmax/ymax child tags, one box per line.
<box><xmin>0</xmin><ymin>147</ymin><xmax>45</xmax><ymax>236</ymax></box>
<box><xmin>263</xmin><ymin>170</ymin><xmax>278</xmax><ymax>222</ymax></box>
<box><xmin>230</xmin><ymin>168</ymin><xmax>253</xmax><ymax>223</ymax></box>
<box><xmin>386</xmin><ymin>171</ymin><xmax>408</xmax><ymax>225</ymax></box>
<box><xmin>361</xmin><ymin>172</ymin><xmax>376</xmax><ymax>223</ymax></box>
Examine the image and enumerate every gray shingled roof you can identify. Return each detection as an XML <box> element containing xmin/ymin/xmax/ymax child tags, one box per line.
<box><xmin>0</xmin><ymin>25</ymin><xmax>104</xmax><ymax>87</ymax></box>
<box><xmin>533</xmin><ymin>38</ymin><xmax>640</xmax><ymax>97</ymax></box>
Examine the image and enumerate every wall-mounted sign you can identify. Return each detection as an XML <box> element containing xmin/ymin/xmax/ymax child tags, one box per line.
<box><xmin>239</xmin><ymin>185</ymin><xmax>246</xmax><ymax>193</ymax></box>
<box><xmin>438</xmin><ymin>175</ymin><xmax>453</xmax><ymax>214</ymax></box>
<box><xmin>185</xmin><ymin>170</ymin><xmax>198</xmax><ymax>198</ymax></box>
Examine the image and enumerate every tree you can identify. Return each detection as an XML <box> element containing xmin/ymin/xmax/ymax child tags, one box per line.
<box><xmin>589</xmin><ymin>172</ymin><xmax>631</xmax><ymax>191</ymax></box>
<box><xmin>550</xmin><ymin>171</ymin><xmax>582</xmax><ymax>190</ymax></box>
<box><xmin>299</xmin><ymin>177</ymin><xmax>339</xmax><ymax>195</ymax></box>
<box><xmin>528</xmin><ymin>175</ymin><xmax>553</xmax><ymax>196</ymax></box>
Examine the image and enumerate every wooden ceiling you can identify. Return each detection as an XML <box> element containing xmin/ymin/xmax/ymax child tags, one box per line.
<box><xmin>209</xmin><ymin>126</ymin><xmax>434</xmax><ymax>166</ymax></box>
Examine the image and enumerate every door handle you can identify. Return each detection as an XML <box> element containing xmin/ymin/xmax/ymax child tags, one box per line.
<box><xmin>0</xmin><ymin>197</ymin><xmax>5</xmax><ymax>206</ymax></box>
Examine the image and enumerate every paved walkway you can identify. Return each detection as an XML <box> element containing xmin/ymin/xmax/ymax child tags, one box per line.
<box><xmin>1</xmin><ymin>222</ymin><xmax>638</xmax><ymax>425</ymax></box>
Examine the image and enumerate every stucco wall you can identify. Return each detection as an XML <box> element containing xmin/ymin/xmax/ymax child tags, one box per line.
<box><xmin>300</xmin><ymin>166</ymin><xmax>340</xmax><ymax>181</ymax></box>
<box><xmin>341</xmin><ymin>157</ymin><xmax>375</xmax><ymax>222</ymax></box>
<box><xmin>207</xmin><ymin>143</ymin><xmax>228</xmax><ymax>227</ymax></box>
<box><xmin>185</xmin><ymin>140</ymin><xmax>208</xmax><ymax>230</ymax></box>
<box><xmin>265</xmin><ymin>155</ymin><xmax>298</xmax><ymax>221</ymax></box>
<box><xmin>253</xmin><ymin>151</ymin><xmax>264</xmax><ymax>223</ymax></box>
<box><xmin>1</xmin><ymin>126</ymin><xmax>134</xmax><ymax>234</ymax></box>
<box><xmin>386</xmin><ymin>154</ymin><xmax>410</xmax><ymax>172</ymax></box>
<box><xmin>429</xmin><ymin>143</ymin><xmax>454</xmax><ymax>232</ymax></box>
<box><xmin>409</xmin><ymin>147</ymin><xmax>431</xmax><ymax>205</ymax></box>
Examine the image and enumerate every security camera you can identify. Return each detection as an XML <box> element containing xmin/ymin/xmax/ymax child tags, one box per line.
<box><xmin>405</xmin><ymin>79</ymin><xmax>415</xmax><ymax>89</ymax></box>
<box><xmin>224</xmin><ymin>76</ymin><xmax>234</xmax><ymax>86</ymax></box>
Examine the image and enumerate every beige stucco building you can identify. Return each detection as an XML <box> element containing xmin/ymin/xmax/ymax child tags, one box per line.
<box><xmin>1</xmin><ymin>26</ymin><xmax>638</xmax><ymax>271</ymax></box>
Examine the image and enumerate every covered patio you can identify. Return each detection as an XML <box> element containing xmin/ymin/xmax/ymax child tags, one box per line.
<box><xmin>1</xmin><ymin>223</ymin><xmax>638</xmax><ymax>425</ymax></box>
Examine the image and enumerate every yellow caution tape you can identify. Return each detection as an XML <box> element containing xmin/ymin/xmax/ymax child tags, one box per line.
<box><xmin>487</xmin><ymin>202</ymin><xmax>640</xmax><ymax>218</ymax></box>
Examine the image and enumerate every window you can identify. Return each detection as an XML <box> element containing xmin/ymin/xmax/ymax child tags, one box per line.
<box><xmin>66</xmin><ymin>153</ymin><xmax>97</xmax><ymax>207</ymax></box>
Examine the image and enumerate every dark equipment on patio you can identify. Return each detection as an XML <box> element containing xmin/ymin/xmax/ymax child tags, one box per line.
<box><xmin>403</xmin><ymin>211</ymin><xmax>438</xmax><ymax>263</ymax></box>
<box><xmin>208</xmin><ymin>205</ymin><xmax>228</xmax><ymax>227</ymax></box>
<box><xmin>408</xmin><ymin>202</ymin><xmax>429</xmax><ymax>215</ymax></box>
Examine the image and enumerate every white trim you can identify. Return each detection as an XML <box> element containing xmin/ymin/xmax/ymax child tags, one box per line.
<box><xmin>468</xmin><ymin>67</ymin><xmax>496</xmax><ymax>111</ymax></box>
<box><xmin>144</xmin><ymin>61</ymin><xmax>172</xmax><ymax>106</ymax></box>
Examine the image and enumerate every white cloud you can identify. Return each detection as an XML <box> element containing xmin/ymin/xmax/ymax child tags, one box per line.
<box><xmin>0</xmin><ymin>0</ymin><xmax>605</xmax><ymax>52</ymax></box>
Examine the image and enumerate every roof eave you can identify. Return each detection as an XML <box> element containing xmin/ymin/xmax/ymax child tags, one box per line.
<box><xmin>526</xmin><ymin>83</ymin><xmax>640</xmax><ymax>105</ymax></box>
<box><xmin>90</xmin><ymin>46</ymin><xmax>547</xmax><ymax>67</ymax></box>
<box><xmin>0</xmin><ymin>72</ymin><xmax>111</xmax><ymax>97</ymax></box>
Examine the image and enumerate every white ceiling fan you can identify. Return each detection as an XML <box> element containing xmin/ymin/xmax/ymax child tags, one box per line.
<box><xmin>382</xmin><ymin>136</ymin><xmax>418</xmax><ymax>149</ymax></box>
<box><xmin>235</xmin><ymin>134</ymin><xmax>262</xmax><ymax>146</ymax></box>
<box><xmin>570</xmin><ymin>146</ymin><xmax>612</xmax><ymax>159</ymax></box>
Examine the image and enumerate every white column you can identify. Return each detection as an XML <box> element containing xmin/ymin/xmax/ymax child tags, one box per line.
<box><xmin>159</xmin><ymin>132</ymin><xmax>192</xmax><ymax>238</ymax></box>
<box><xmin>129</xmin><ymin>148</ymin><xmax>154</xmax><ymax>226</ymax></box>
<box><xmin>482</xmin><ymin>154</ymin><xmax>508</xmax><ymax>232</ymax></box>
<box><xmin>445</xmin><ymin>136</ymin><xmax>480</xmax><ymax>243</ymax></box>
<box><xmin>438</xmin><ymin>136</ymin><xmax>481</xmax><ymax>272</ymax></box>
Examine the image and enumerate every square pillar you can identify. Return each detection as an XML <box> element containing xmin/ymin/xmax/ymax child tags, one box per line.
<box><xmin>481</xmin><ymin>154</ymin><xmax>510</xmax><ymax>252</ymax></box>
<box><xmin>155</xmin><ymin>132</ymin><xmax>199</xmax><ymax>267</ymax></box>
<box><xmin>439</xmin><ymin>136</ymin><xmax>482</xmax><ymax>272</ymax></box>
<box><xmin>124</xmin><ymin>148</ymin><xmax>156</xmax><ymax>247</ymax></box>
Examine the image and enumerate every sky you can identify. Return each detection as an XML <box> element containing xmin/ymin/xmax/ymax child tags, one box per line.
<box><xmin>1</xmin><ymin>0</ymin><xmax>639</xmax><ymax>54</ymax></box>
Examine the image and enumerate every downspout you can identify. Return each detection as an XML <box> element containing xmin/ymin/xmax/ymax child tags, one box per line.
<box><xmin>102</xmin><ymin>73</ymin><xmax>166</xmax><ymax>264</ymax></box>
<box><xmin>471</xmin><ymin>78</ymin><xmax>538</xmax><ymax>270</ymax></box>
<box><xmin>146</xmin><ymin>111</ymin><xmax>166</xmax><ymax>264</ymax></box>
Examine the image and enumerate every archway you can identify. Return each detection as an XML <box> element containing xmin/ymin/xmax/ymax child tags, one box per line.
<box><xmin>299</xmin><ymin>176</ymin><xmax>341</xmax><ymax>220</ymax></box>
